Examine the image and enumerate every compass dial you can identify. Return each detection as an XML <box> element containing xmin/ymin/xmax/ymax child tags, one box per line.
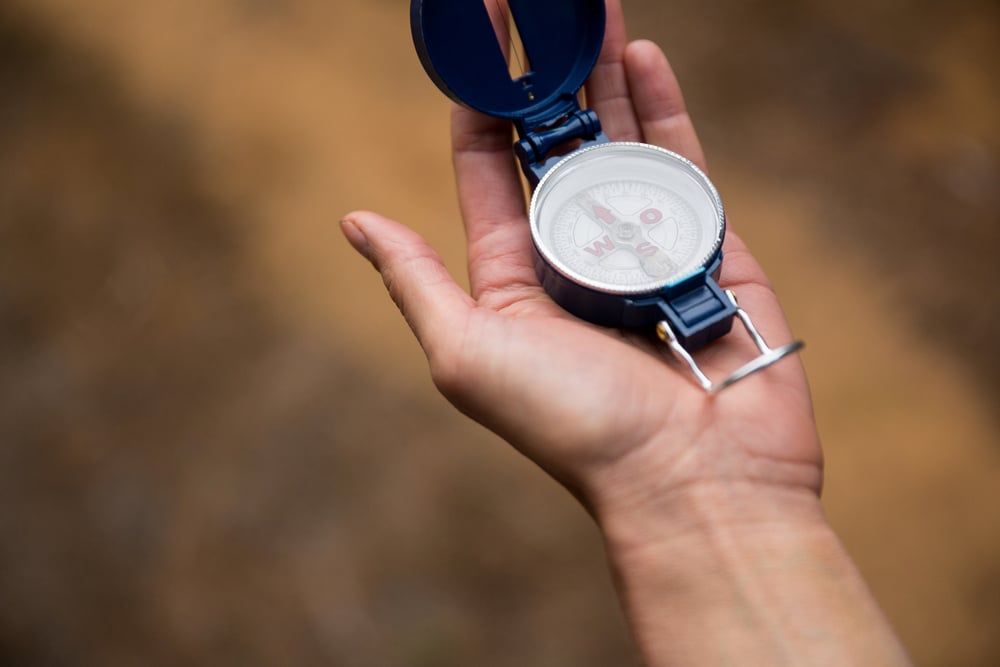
<box><xmin>530</xmin><ymin>143</ymin><xmax>725</xmax><ymax>295</ymax></box>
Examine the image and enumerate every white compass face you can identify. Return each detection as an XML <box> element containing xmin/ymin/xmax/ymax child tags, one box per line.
<box><xmin>530</xmin><ymin>143</ymin><xmax>725</xmax><ymax>295</ymax></box>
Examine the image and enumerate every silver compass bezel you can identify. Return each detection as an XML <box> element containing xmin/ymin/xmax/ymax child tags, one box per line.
<box><xmin>528</xmin><ymin>142</ymin><xmax>726</xmax><ymax>296</ymax></box>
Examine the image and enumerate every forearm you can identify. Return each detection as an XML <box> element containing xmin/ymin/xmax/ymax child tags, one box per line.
<box><xmin>597</xmin><ymin>482</ymin><xmax>911</xmax><ymax>666</ymax></box>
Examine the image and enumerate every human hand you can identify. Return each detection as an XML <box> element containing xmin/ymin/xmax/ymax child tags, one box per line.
<box><xmin>343</xmin><ymin>0</ymin><xmax>820</xmax><ymax>531</ymax></box>
<box><xmin>343</xmin><ymin>2</ymin><xmax>913</xmax><ymax>664</ymax></box>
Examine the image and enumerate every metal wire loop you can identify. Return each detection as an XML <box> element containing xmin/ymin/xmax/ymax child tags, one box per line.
<box><xmin>656</xmin><ymin>290</ymin><xmax>804</xmax><ymax>394</ymax></box>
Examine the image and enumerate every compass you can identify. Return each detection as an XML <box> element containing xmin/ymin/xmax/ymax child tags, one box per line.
<box><xmin>532</xmin><ymin>142</ymin><xmax>722</xmax><ymax>295</ymax></box>
<box><xmin>411</xmin><ymin>0</ymin><xmax>803</xmax><ymax>392</ymax></box>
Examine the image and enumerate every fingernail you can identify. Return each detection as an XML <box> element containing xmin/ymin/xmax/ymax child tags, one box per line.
<box><xmin>340</xmin><ymin>217</ymin><xmax>372</xmax><ymax>262</ymax></box>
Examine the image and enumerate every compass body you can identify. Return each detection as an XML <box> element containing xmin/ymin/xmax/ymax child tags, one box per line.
<box><xmin>529</xmin><ymin>142</ymin><xmax>736</xmax><ymax>346</ymax></box>
<box><xmin>412</xmin><ymin>0</ymin><xmax>737</xmax><ymax>349</ymax></box>
<box><xmin>410</xmin><ymin>0</ymin><xmax>804</xmax><ymax>391</ymax></box>
<box><xmin>532</xmin><ymin>143</ymin><xmax>724</xmax><ymax>296</ymax></box>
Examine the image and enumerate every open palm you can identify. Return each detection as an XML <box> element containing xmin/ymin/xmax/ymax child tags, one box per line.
<box><xmin>343</xmin><ymin>0</ymin><xmax>821</xmax><ymax>518</ymax></box>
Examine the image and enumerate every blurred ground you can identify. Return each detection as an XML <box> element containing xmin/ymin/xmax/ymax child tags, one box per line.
<box><xmin>0</xmin><ymin>1</ymin><xmax>998</xmax><ymax>665</ymax></box>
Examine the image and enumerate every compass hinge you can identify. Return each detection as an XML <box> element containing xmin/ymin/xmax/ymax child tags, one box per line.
<box><xmin>515</xmin><ymin>109</ymin><xmax>608</xmax><ymax>187</ymax></box>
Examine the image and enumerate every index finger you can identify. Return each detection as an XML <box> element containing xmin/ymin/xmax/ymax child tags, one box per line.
<box><xmin>451</xmin><ymin>103</ymin><xmax>539</xmax><ymax>301</ymax></box>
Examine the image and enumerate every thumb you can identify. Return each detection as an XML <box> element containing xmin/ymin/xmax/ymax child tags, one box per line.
<box><xmin>340</xmin><ymin>210</ymin><xmax>473</xmax><ymax>355</ymax></box>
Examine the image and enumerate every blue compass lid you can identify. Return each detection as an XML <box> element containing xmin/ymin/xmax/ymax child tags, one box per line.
<box><xmin>411</xmin><ymin>0</ymin><xmax>605</xmax><ymax>131</ymax></box>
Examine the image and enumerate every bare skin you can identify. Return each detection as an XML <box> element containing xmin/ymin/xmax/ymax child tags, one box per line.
<box><xmin>342</xmin><ymin>1</ymin><xmax>911</xmax><ymax>664</ymax></box>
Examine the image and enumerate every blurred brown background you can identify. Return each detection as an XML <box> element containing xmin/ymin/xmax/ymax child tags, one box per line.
<box><xmin>0</xmin><ymin>0</ymin><xmax>997</xmax><ymax>665</ymax></box>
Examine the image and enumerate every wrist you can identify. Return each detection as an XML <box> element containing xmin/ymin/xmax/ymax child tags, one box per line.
<box><xmin>591</xmin><ymin>481</ymin><xmax>910</xmax><ymax>666</ymax></box>
<box><xmin>595</xmin><ymin>478</ymin><xmax>828</xmax><ymax>560</ymax></box>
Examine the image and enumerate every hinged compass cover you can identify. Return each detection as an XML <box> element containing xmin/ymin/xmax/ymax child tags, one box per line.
<box><xmin>411</xmin><ymin>0</ymin><xmax>605</xmax><ymax>126</ymax></box>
